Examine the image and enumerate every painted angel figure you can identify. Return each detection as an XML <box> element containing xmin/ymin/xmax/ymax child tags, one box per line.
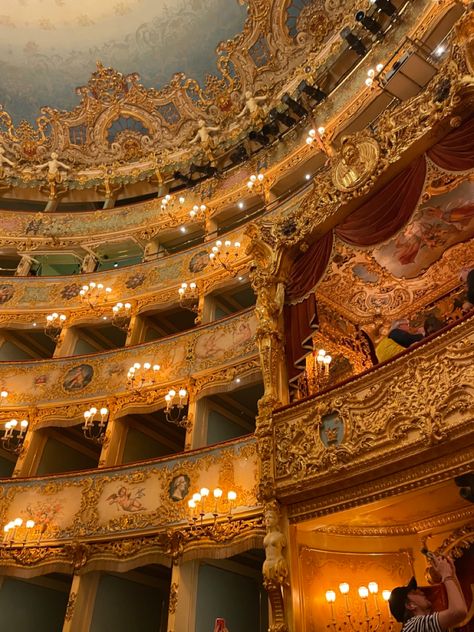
<box><xmin>35</xmin><ymin>152</ymin><xmax>71</xmax><ymax>199</ymax></box>
<box><xmin>237</xmin><ymin>90</ymin><xmax>267</xmax><ymax>126</ymax></box>
<box><xmin>190</xmin><ymin>119</ymin><xmax>220</xmax><ymax>163</ymax></box>
<box><xmin>107</xmin><ymin>486</ymin><xmax>146</xmax><ymax>513</ymax></box>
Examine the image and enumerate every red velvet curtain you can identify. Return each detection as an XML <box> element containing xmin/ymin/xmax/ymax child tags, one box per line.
<box><xmin>284</xmin><ymin>155</ymin><xmax>427</xmax><ymax>381</ymax></box>
<box><xmin>335</xmin><ymin>155</ymin><xmax>427</xmax><ymax>246</ymax></box>
<box><xmin>427</xmin><ymin>115</ymin><xmax>474</xmax><ymax>172</ymax></box>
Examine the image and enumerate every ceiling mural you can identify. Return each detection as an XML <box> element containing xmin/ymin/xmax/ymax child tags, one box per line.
<box><xmin>0</xmin><ymin>0</ymin><xmax>248</xmax><ymax>124</ymax></box>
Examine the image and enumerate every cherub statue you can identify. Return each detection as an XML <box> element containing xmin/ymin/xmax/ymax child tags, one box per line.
<box><xmin>36</xmin><ymin>152</ymin><xmax>71</xmax><ymax>199</ymax></box>
<box><xmin>81</xmin><ymin>252</ymin><xmax>97</xmax><ymax>274</ymax></box>
<box><xmin>237</xmin><ymin>90</ymin><xmax>267</xmax><ymax>127</ymax></box>
<box><xmin>0</xmin><ymin>145</ymin><xmax>15</xmax><ymax>178</ymax></box>
<box><xmin>190</xmin><ymin>119</ymin><xmax>220</xmax><ymax>164</ymax></box>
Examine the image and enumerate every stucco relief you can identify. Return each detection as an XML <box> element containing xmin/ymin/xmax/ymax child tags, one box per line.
<box><xmin>0</xmin><ymin>438</ymin><xmax>259</xmax><ymax>542</ymax></box>
<box><xmin>0</xmin><ymin>310</ymin><xmax>257</xmax><ymax>405</ymax></box>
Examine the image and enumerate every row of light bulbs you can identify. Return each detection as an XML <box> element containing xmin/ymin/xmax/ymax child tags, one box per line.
<box><xmin>325</xmin><ymin>581</ymin><xmax>391</xmax><ymax>603</ymax></box>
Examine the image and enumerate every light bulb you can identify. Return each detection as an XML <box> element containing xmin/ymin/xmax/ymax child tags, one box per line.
<box><xmin>367</xmin><ymin>68</ymin><xmax>375</xmax><ymax>78</ymax></box>
<box><xmin>224</xmin><ymin>240</ymin><xmax>231</xmax><ymax>247</ymax></box>
<box><xmin>227</xmin><ymin>490</ymin><xmax>237</xmax><ymax>501</ymax></box>
<box><xmin>326</xmin><ymin>590</ymin><xmax>336</xmax><ymax>603</ymax></box>
<box><xmin>178</xmin><ymin>388</ymin><xmax>187</xmax><ymax>398</ymax></box>
<box><xmin>234</xmin><ymin>241</ymin><xmax>241</xmax><ymax>248</ymax></box>
<box><xmin>90</xmin><ymin>407</ymin><xmax>97</xmax><ymax>415</ymax></box>
<box><xmin>26</xmin><ymin>520</ymin><xmax>35</xmax><ymax>529</ymax></box>
<box><xmin>90</xmin><ymin>282</ymin><xmax>96</xmax><ymax>289</ymax></box>
<box><xmin>368</xmin><ymin>582</ymin><xmax>378</xmax><ymax>594</ymax></box>
<box><xmin>179</xmin><ymin>196</ymin><xmax>185</xmax><ymax>204</ymax></box>
<box><xmin>376</xmin><ymin>63</ymin><xmax>384</xmax><ymax>73</ymax></box>
<box><xmin>124</xmin><ymin>303</ymin><xmax>131</xmax><ymax>310</ymax></box>
<box><xmin>10</xmin><ymin>419</ymin><xmax>17</xmax><ymax>427</ymax></box>
<box><xmin>365</xmin><ymin>78</ymin><xmax>373</xmax><ymax>87</ymax></box>
<box><xmin>339</xmin><ymin>582</ymin><xmax>350</xmax><ymax>595</ymax></box>
<box><xmin>169</xmin><ymin>389</ymin><xmax>176</xmax><ymax>398</ymax></box>
<box><xmin>188</xmin><ymin>499</ymin><xmax>196</xmax><ymax>508</ymax></box>
<box><xmin>0</xmin><ymin>391</ymin><xmax>7</xmax><ymax>398</ymax></box>
<box><xmin>84</xmin><ymin>411</ymin><xmax>91</xmax><ymax>419</ymax></box>
<box><xmin>382</xmin><ymin>590</ymin><xmax>391</xmax><ymax>601</ymax></box>
<box><xmin>59</xmin><ymin>314</ymin><xmax>67</xmax><ymax>321</ymax></box>
<box><xmin>143</xmin><ymin>362</ymin><xmax>151</xmax><ymax>370</ymax></box>
<box><xmin>20</xmin><ymin>420</ymin><xmax>28</xmax><ymax>429</ymax></box>
<box><xmin>318</xmin><ymin>349</ymin><xmax>326</xmax><ymax>356</ymax></box>
<box><xmin>250</xmin><ymin>175</ymin><xmax>257</xmax><ymax>182</ymax></box>
<box><xmin>153</xmin><ymin>365</ymin><xmax>160</xmax><ymax>371</ymax></box>
<box><xmin>309</xmin><ymin>129</ymin><xmax>316</xmax><ymax>138</ymax></box>
<box><xmin>200</xmin><ymin>487</ymin><xmax>209</xmax><ymax>497</ymax></box>
<box><xmin>100</xmin><ymin>407</ymin><xmax>108</xmax><ymax>416</ymax></box>
<box><xmin>190</xmin><ymin>282</ymin><xmax>197</xmax><ymax>290</ymax></box>
<box><xmin>359</xmin><ymin>586</ymin><xmax>369</xmax><ymax>599</ymax></box>
<box><xmin>216</xmin><ymin>240</ymin><xmax>222</xmax><ymax>247</ymax></box>
<box><xmin>192</xmin><ymin>493</ymin><xmax>201</xmax><ymax>502</ymax></box>
<box><xmin>134</xmin><ymin>363</ymin><xmax>141</xmax><ymax>369</ymax></box>
<box><xmin>213</xmin><ymin>488</ymin><xmax>223</xmax><ymax>498</ymax></box>
<box><xmin>257</xmin><ymin>173</ymin><xmax>264</xmax><ymax>181</ymax></box>
<box><xmin>14</xmin><ymin>518</ymin><xmax>22</xmax><ymax>527</ymax></box>
<box><xmin>178</xmin><ymin>288</ymin><xmax>185</xmax><ymax>295</ymax></box>
<box><xmin>318</xmin><ymin>126</ymin><xmax>325</xmax><ymax>135</ymax></box>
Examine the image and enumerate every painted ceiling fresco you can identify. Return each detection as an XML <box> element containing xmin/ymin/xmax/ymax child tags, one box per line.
<box><xmin>317</xmin><ymin>178</ymin><xmax>474</xmax><ymax>323</ymax></box>
<box><xmin>0</xmin><ymin>0</ymin><xmax>247</xmax><ymax>123</ymax></box>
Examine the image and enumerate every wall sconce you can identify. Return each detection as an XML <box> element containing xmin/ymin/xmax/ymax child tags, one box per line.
<box><xmin>178</xmin><ymin>282</ymin><xmax>201</xmax><ymax>322</ymax></box>
<box><xmin>189</xmin><ymin>203</ymin><xmax>207</xmax><ymax>220</ymax></box>
<box><xmin>187</xmin><ymin>487</ymin><xmax>238</xmax><ymax>536</ymax></box>
<box><xmin>112</xmin><ymin>302</ymin><xmax>132</xmax><ymax>332</ymax></box>
<box><xmin>315</xmin><ymin>348</ymin><xmax>332</xmax><ymax>378</ymax></box>
<box><xmin>165</xmin><ymin>388</ymin><xmax>189</xmax><ymax>426</ymax></box>
<box><xmin>326</xmin><ymin>581</ymin><xmax>394</xmax><ymax>632</ymax></box>
<box><xmin>209</xmin><ymin>239</ymin><xmax>241</xmax><ymax>275</ymax></box>
<box><xmin>246</xmin><ymin>172</ymin><xmax>265</xmax><ymax>191</ymax></box>
<box><xmin>3</xmin><ymin>518</ymin><xmax>36</xmax><ymax>547</ymax></box>
<box><xmin>127</xmin><ymin>362</ymin><xmax>161</xmax><ymax>390</ymax></box>
<box><xmin>83</xmin><ymin>406</ymin><xmax>109</xmax><ymax>443</ymax></box>
<box><xmin>79</xmin><ymin>282</ymin><xmax>112</xmax><ymax>309</ymax></box>
<box><xmin>2</xmin><ymin>418</ymin><xmax>28</xmax><ymax>453</ymax></box>
<box><xmin>45</xmin><ymin>312</ymin><xmax>67</xmax><ymax>342</ymax></box>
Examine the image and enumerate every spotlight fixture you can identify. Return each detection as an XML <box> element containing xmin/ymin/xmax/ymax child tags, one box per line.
<box><xmin>371</xmin><ymin>0</ymin><xmax>396</xmax><ymax>17</ymax></box>
<box><xmin>355</xmin><ymin>11</ymin><xmax>383</xmax><ymax>38</ymax></box>
<box><xmin>341</xmin><ymin>27</ymin><xmax>367</xmax><ymax>56</ymax></box>
<box><xmin>298</xmin><ymin>80</ymin><xmax>327</xmax><ymax>103</ymax></box>
<box><xmin>268</xmin><ymin>107</ymin><xmax>295</xmax><ymax>129</ymax></box>
<box><xmin>455</xmin><ymin>473</ymin><xmax>474</xmax><ymax>503</ymax></box>
<box><xmin>281</xmin><ymin>94</ymin><xmax>308</xmax><ymax>118</ymax></box>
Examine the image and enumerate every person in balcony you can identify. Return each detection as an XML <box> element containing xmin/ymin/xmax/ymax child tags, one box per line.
<box><xmin>388</xmin><ymin>556</ymin><xmax>467</xmax><ymax>632</ymax></box>
<box><xmin>375</xmin><ymin>318</ymin><xmax>424</xmax><ymax>363</ymax></box>
<box><xmin>460</xmin><ymin>267</ymin><xmax>474</xmax><ymax>310</ymax></box>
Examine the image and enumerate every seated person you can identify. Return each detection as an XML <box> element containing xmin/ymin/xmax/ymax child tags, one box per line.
<box><xmin>424</xmin><ymin>313</ymin><xmax>445</xmax><ymax>336</ymax></box>
<box><xmin>460</xmin><ymin>267</ymin><xmax>474</xmax><ymax>310</ymax></box>
<box><xmin>375</xmin><ymin>318</ymin><xmax>424</xmax><ymax>363</ymax></box>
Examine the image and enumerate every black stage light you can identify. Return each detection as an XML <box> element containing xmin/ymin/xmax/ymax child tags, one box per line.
<box><xmin>373</xmin><ymin>0</ymin><xmax>396</xmax><ymax>17</ymax></box>
<box><xmin>355</xmin><ymin>11</ymin><xmax>383</xmax><ymax>37</ymax></box>
<box><xmin>173</xmin><ymin>170</ymin><xmax>193</xmax><ymax>186</ymax></box>
<box><xmin>298</xmin><ymin>80</ymin><xmax>327</xmax><ymax>103</ymax></box>
<box><xmin>340</xmin><ymin>27</ymin><xmax>367</xmax><ymax>56</ymax></box>
<box><xmin>189</xmin><ymin>162</ymin><xmax>216</xmax><ymax>178</ymax></box>
<box><xmin>281</xmin><ymin>94</ymin><xmax>308</xmax><ymax>118</ymax></box>
<box><xmin>249</xmin><ymin>129</ymin><xmax>271</xmax><ymax>147</ymax></box>
<box><xmin>229</xmin><ymin>144</ymin><xmax>249</xmax><ymax>166</ymax></box>
<box><xmin>455</xmin><ymin>473</ymin><xmax>474</xmax><ymax>503</ymax></box>
<box><xmin>269</xmin><ymin>108</ymin><xmax>296</xmax><ymax>128</ymax></box>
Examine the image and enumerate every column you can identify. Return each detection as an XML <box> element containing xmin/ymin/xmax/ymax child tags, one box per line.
<box><xmin>126</xmin><ymin>314</ymin><xmax>146</xmax><ymax>346</ymax></box>
<box><xmin>187</xmin><ymin>396</ymin><xmax>209</xmax><ymax>450</ymax></box>
<box><xmin>12</xmin><ymin>426</ymin><xmax>47</xmax><ymax>477</ymax></box>
<box><xmin>53</xmin><ymin>326</ymin><xmax>79</xmax><ymax>358</ymax></box>
<box><xmin>98</xmin><ymin>411</ymin><xmax>128</xmax><ymax>468</ymax></box>
<box><xmin>168</xmin><ymin>561</ymin><xmax>199</xmax><ymax>632</ymax></box>
<box><xmin>62</xmin><ymin>572</ymin><xmax>100</xmax><ymax>632</ymax></box>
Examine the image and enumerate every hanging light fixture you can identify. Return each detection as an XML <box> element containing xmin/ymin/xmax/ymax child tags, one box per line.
<box><xmin>2</xmin><ymin>418</ymin><xmax>28</xmax><ymax>453</ymax></box>
<box><xmin>44</xmin><ymin>312</ymin><xmax>67</xmax><ymax>342</ymax></box>
<box><xmin>164</xmin><ymin>388</ymin><xmax>189</xmax><ymax>426</ymax></box>
<box><xmin>82</xmin><ymin>406</ymin><xmax>109</xmax><ymax>443</ymax></box>
<box><xmin>79</xmin><ymin>282</ymin><xmax>112</xmax><ymax>309</ymax></box>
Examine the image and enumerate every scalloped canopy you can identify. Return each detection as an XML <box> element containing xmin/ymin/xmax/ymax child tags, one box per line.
<box><xmin>0</xmin><ymin>0</ymin><xmax>247</xmax><ymax>124</ymax></box>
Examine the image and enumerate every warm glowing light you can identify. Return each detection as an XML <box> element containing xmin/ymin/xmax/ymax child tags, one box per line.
<box><xmin>213</xmin><ymin>488</ymin><xmax>223</xmax><ymax>499</ymax></box>
<box><xmin>358</xmin><ymin>586</ymin><xmax>369</xmax><ymax>599</ymax></box>
<box><xmin>26</xmin><ymin>520</ymin><xmax>35</xmax><ymax>529</ymax></box>
<box><xmin>200</xmin><ymin>487</ymin><xmax>209</xmax><ymax>497</ymax></box>
<box><xmin>368</xmin><ymin>582</ymin><xmax>378</xmax><ymax>594</ymax></box>
<box><xmin>339</xmin><ymin>582</ymin><xmax>350</xmax><ymax>595</ymax></box>
<box><xmin>326</xmin><ymin>590</ymin><xmax>336</xmax><ymax>603</ymax></box>
<box><xmin>227</xmin><ymin>490</ymin><xmax>237</xmax><ymax>501</ymax></box>
<box><xmin>192</xmin><ymin>493</ymin><xmax>201</xmax><ymax>502</ymax></box>
<box><xmin>382</xmin><ymin>590</ymin><xmax>391</xmax><ymax>601</ymax></box>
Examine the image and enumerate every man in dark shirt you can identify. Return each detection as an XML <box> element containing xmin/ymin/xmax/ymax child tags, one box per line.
<box><xmin>388</xmin><ymin>556</ymin><xmax>467</xmax><ymax>632</ymax></box>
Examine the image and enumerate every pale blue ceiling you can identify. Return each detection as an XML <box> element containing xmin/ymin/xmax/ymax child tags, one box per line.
<box><xmin>0</xmin><ymin>0</ymin><xmax>247</xmax><ymax>124</ymax></box>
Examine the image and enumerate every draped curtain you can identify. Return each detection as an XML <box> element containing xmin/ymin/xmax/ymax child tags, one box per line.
<box><xmin>427</xmin><ymin>114</ymin><xmax>474</xmax><ymax>172</ymax></box>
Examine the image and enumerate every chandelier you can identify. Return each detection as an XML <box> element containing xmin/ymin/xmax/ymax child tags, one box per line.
<box><xmin>45</xmin><ymin>312</ymin><xmax>67</xmax><ymax>342</ymax></box>
<box><xmin>2</xmin><ymin>418</ymin><xmax>28</xmax><ymax>453</ymax></box>
<box><xmin>187</xmin><ymin>487</ymin><xmax>238</xmax><ymax>536</ymax></box>
<box><xmin>127</xmin><ymin>362</ymin><xmax>161</xmax><ymax>389</ymax></box>
<box><xmin>164</xmin><ymin>388</ymin><xmax>189</xmax><ymax>426</ymax></box>
<box><xmin>326</xmin><ymin>581</ymin><xmax>394</xmax><ymax>632</ymax></box>
<box><xmin>83</xmin><ymin>406</ymin><xmax>109</xmax><ymax>443</ymax></box>
<box><xmin>112</xmin><ymin>302</ymin><xmax>132</xmax><ymax>332</ymax></box>
<box><xmin>79</xmin><ymin>282</ymin><xmax>112</xmax><ymax>308</ymax></box>
<box><xmin>209</xmin><ymin>239</ymin><xmax>241</xmax><ymax>275</ymax></box>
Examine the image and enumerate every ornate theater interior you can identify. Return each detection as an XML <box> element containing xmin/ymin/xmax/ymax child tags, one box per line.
<box><xmin>0</xmin><ymin>1</ymin><xmax>472</xmax><ymax>630</ymax></box>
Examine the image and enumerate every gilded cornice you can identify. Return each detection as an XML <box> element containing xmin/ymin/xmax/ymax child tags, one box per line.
<box><xmin>0</xmin><ymin>309</ymin><xmax>258</xmax><ymax>407</ymax></box>
<box><xmin>272</xmin><ymin>315</ymin><xmax>474</xmax><ymax>517</ymax></box>
<box><xmin>0</xmin><ymin>0</ymin><xmax>450</xmax><ymax>207</ymax></box>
